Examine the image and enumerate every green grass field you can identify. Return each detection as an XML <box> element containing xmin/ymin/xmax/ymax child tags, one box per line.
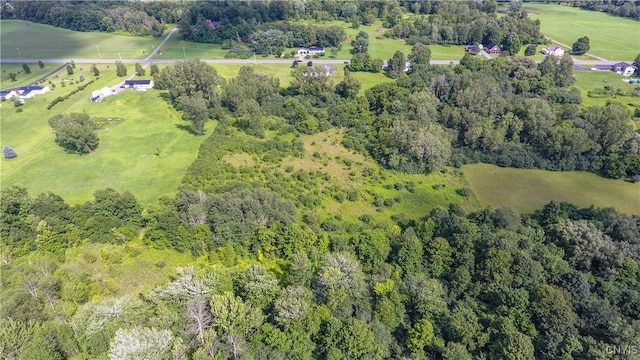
<box><xmin>463</xmin><ymin>163</ymin><xmax>640</xmax><ymax>215</ymax></box>
<box><xmin>0</xmin><ymin>64</ymin><xmax>209</xmax><ymax>206</ymax></box>
<box><xmin>152</xmin><ymin>32</ymin><xmax>229</xmax><ymax>60</ymax></box>
<box><xmin>0</xmin><ymin>20</ymin><xmax>166</xmax><ymax>59</ymax></box>
<box><xmin>573</xmin><ymin>71</ymin><xmax>640</xmax><ymax>125</ymax></box>
<box><xmin>0</xmin><ymin>62</ymin><xmax>65</xmax><ymax>89</ymax></box>
<box><xmin>523</xmin><ymin>3</ymin><xmax>640</xmax><ymax>60</ymax></box>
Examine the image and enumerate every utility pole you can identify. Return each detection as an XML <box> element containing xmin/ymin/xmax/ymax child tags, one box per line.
<box><xmin>183</xmin><ymin>47</ymin><xmax>186</xmax><ymax>58</ymax></box>
<box><xmin>16</xmin><ymin>48</ymin><xmax>20</xmax><ymax>58</ymax></box>
<box><xmin>96</xmin><ymin>46</ymin><xmax>102</xmax><ymax>58</ymax></box>
<box><xmin>118</xmin><ymin>52</ymin><xmax>123</xmax><ymax>61</ymax></box>
<box><xmin>254</xmin><ymin>52</ymin><xmax>256</xmax><ymax>66</ymax></box>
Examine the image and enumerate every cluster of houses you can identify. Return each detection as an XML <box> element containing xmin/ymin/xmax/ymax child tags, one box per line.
<box><xmin>466</xmin><ymin>43</ymin><xmax>566</xmax><ymax>57</ymax></box>
<box><xmin>0</xmin><ymin>85</ymin><xmax>50</xmax><ymax>100</ymax></box>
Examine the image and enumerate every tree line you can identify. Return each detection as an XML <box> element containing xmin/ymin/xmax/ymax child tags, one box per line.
<box><xmin>0</xmin><ymin>0</ymin><xmax>168</xmax><ymax>36</ymax></box>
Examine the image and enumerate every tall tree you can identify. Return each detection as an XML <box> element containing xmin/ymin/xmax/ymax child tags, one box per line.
<box><xmin>48</xmin><ymin>113</ymin><xmax>99</xmax><ymax>154</ymax></box>
<box><xmin>178</xmin><ymin>94</ymin><xmax>209</xmax><ymax>136</ymax></box>
<box><xmin>115</xmin><ymin>61</ymin><xmax>127</xmax><ymax>77</ymax></box>
<box><xmin>159</xmin><ymin>59</ymin><xmax>222</xmax><ymax>106</ymax></box>
<box><xmin>388</xmin><ymin>50</ymin><xmax>406</xmax><ymax>78</ymax></box>
<box><xmin>571</xmin><ymin>36</ymin><xmax>590</xmax><ymax>55</ymax></box>
<box><xmin>134</xmin><ymin>63</ymin><xmax>145</xmax><ymax>76</ymax></box>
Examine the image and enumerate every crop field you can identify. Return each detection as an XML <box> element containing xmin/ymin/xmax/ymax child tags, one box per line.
<box><xmin>463</xmin><ymin>163</ymin><xmax>640</xmax><ymax>215</ymax></box>
<box><xmin>522</xmin><ymin>3</ymin><xmax>640</xmax><ymax>60</ymax></box>
<box><xmin>0</xmin><ymin>20</ymin><xmax>166</xmax><ymax>59</ymax></box>
<box><xmin>0</xmin><ymin>62</ymin><xmax>65</xmax><ymax>89</ymax></box>
<box><xmin>0</xmin><ymin>64</ymin><xmax>209</xmax><ymax>206</ymax></box>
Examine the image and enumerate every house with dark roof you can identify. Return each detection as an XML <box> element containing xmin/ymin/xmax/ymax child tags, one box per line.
<box><xmin>466</xmin><ymin>43</ymin><xmax>483</xmax><ymax>54</ymax></box>
<box><xmin>485</xmin><ymin>43</ymin><xmax>501</xmax><ymax>54</ymax></box>
<box><xmin>123</xmin><ymin>79</ymin><xmax>154</xmax><ymax>91</ymax></box>
<box><xmin>614</xmin><ymin>62</ymin><xmax>636</xmax><ymax>76</ymax></box>
<box><xmin>592</xmin><ymin>62</ymin><xmax>637</xmax><ymax>76</ymax></box>
<box><xmin>17</xmin><ymin>85</ymin><xmax>50</xmax><ymax>98</ymax></box>
<box><xmin>0</xmin><ymin>90</ymin><xmax>17</xmax><ymax>100</ymax></box>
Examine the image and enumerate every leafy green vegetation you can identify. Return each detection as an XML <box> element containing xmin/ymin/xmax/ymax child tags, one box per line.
<box><xmin>1</xmin><ymin>2</ymin><xmax>640</xmax><ymax>360</ymax></box>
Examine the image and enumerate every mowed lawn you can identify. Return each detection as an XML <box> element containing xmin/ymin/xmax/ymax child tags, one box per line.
<box><xmin>1</xmin><ymin>64</ymin><xmax>209</xmax><ymax>206</ymax></box>
<box><xmin>523</xmin><ymin>3</ymin><xmax>640</xmax><ymax>60</ymax></box>
<box><xmin>573</xmin><ymin>71</ymin><xmax>640</xmax><ymax>119</ymax></box>
<box><xmin>0</xmin><ymin>62</ymin><xmax>65</xmax><ymax>89</ymax></box>
<box><xmin>463</xmin><ymin>163</ymin><xmax>640</xmax><ymax>215</ymax></box>
<box><xmin>0</xmin><ymin>20</ymin><xmax>166</xmax><ymax>59</ymax></box>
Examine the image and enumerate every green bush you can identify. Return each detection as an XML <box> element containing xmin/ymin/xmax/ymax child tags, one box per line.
<box><xmin>456</xmin><ymin>187</ymin><xmax>473</xmax><ymax>197</ymax></box>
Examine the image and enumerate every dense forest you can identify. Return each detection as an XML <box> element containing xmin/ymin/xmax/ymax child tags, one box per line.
<box><xmin>0</xmin><ymin>0</ymin><xmax>169</xmax><ymax>36</ymax></box>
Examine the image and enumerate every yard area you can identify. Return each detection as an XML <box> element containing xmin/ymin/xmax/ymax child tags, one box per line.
<box><xmin>0</xmin><ymin>63</ymin><xmax>209</xmax><ymax>206</ymax></box>
<box><xmin>0</xmin><ymin>62</ymin><xmax>65</xmax><ymax>89</ymax></box>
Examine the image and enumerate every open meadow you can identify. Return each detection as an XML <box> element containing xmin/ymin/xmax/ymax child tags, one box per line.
<box><xmin>0</xmin><ymin>20</ymin><xmax>166</xmax><ymax>59</ymax></box>
<box><xmin>522</xmin><ymin>3</ymin><xmax>640</xmax><ymax>60</ymax></box>
<box><xmin>213</xmin><ymin>126</ymin><xmax>478</xmax><ymax>226</ymax></box>
<box><xmin>0</xmin><ymin>63</ymin><xmax>209</xmax><ymax>206</ymax></box>
<box><xmin>463</xmin><ymin>163</ymin><xmax>640</xmax><ymax>215</ymax></box>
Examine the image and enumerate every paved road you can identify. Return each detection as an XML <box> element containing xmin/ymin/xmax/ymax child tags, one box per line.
<box><xmin>1</xmin><ymin>57</ymin><xmax>630</xmax><ymax>66</ymax></box>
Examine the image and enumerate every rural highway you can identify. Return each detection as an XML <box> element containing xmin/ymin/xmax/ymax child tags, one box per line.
<box><xmin>0</xmin><ymin>58</ymin><xmax>623</xmax><ymax>67</ymax></box>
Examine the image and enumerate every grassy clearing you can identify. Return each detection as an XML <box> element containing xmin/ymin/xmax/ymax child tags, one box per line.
<box><xmin>463</xmin><ymin>163</ymin><xmax>640</xmax><ymax>215</ymax></box>
<box><xmin>239</xmin><ymin>128</ymin><xmax>476</xmax><ymax>224</ymax></box>
<box><xmin>0</xmin><ymin>62</ymin><xmax>65</xmax><ymax>89</ymax></box>
<box><xmin>0</xmin><ymin>20</ymin><xmax>166</xmax><ymax>59</ymax></box>
<box><xmin>62</xmin><ymin>239</ymin><xmax>194</xmax><ymax>297</ymax></box>
<box><xmin>522</xmin><ymin>3</ymin><xmax>640</xmax><ymax>60</ymax></box>
<box><xmin>349</xmin><ymin>71</ymin><xmax>394</xmax><ymax>94</ymax></box>
<box><xmin>573</xmin><ymin>71</ymin><xmax>640</xmax><ymax>124</ymax></box>
<box><xmin>0</xmin><ymin>64</ymin><xmax>209</xmax><ymax>206</ymax></box>
<box><xmin>152</xmin><ymin>32</ymin><xmax>228</xmax><ymax>59</ymax></box>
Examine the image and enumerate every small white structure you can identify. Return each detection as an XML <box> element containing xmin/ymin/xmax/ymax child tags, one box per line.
<box><xmin>297</xmin><ymin>46</ymin><xmax>325</xmax><ymax>56</ymax></box>
<box><xmin>90</xmin><ymin>87</ymin><xmax>114</xmax><ymax>102</ymax></box>
<box><xmin>124</xmin><ymin>79</ymin><xmax>154</xmax><ymax>91</ymax></box>
<box><xmin>546</xmin><ymin>45</ymin><xmax>565</xmax><ymax>57</ymax></box>
<box><xmin>18</xmin><ymin>85</ymin><xmax>50</xmax><ymax>98</ymax></box>
<box><xmin>0</xmin><ymin>90</ymin><xmax>18</xmax><ymax>100</ymax></box>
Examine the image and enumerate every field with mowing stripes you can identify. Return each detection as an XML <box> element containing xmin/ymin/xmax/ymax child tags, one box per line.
<box><xmin>0</xmin><ymin>20</ymin><xmax>166</xmax><ymax>59</ymax></box>
<box><xmin>463</xmin><ymin>163</ymin><xmax>640</xmax><ymax>215</ymax></box>
<box><xmin>523</xmin><ymin>3</ymin><xmax>640</xmax><ymax>60</ymax></box>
